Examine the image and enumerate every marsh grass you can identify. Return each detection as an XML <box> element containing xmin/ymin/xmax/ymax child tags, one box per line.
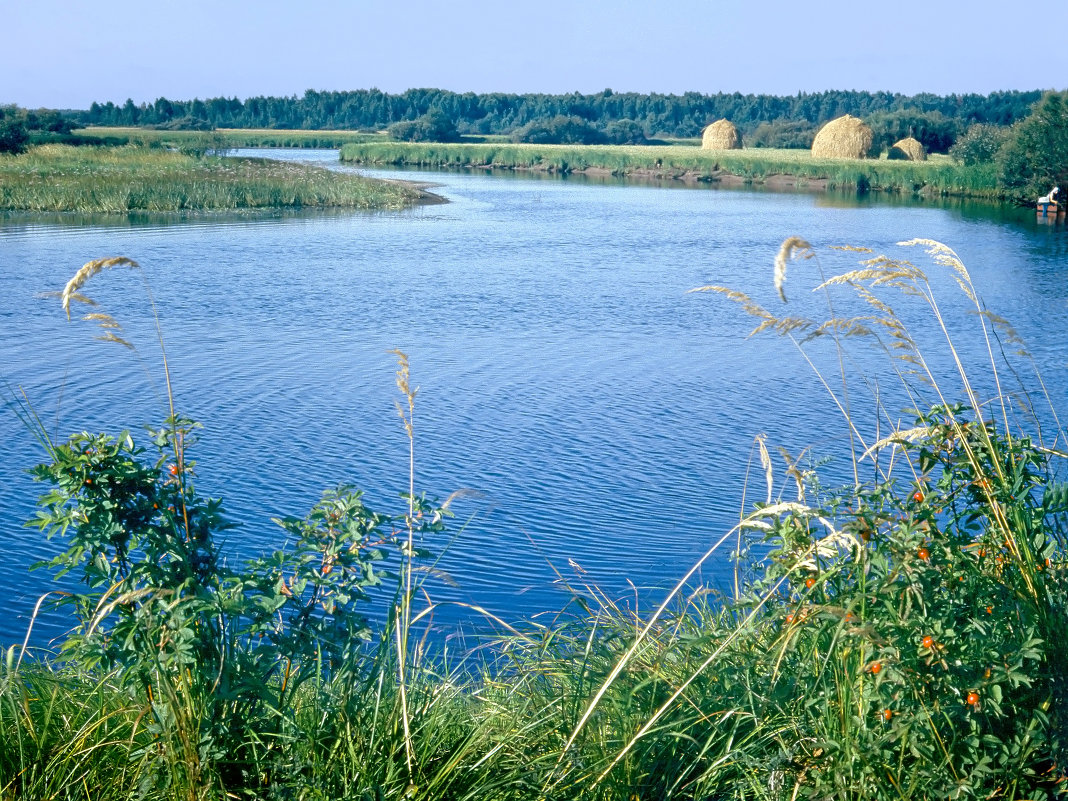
<box><xmin>340</xmin><ymin>142</ymin><xmax>1002</xmax><ymax>197</ymax></box>
<box><xmin>0</xmin><ymin>144</ymin><xmax>421</xmax><ymax>213</ymax></box>
<box><xmin>3</xmin><ymin>237</ymin><xmax>1067</xmax><ymax>800</ymax></box>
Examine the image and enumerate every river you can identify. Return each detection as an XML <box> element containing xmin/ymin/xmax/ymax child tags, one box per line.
<box><xmin>1</xmin><ymin>149</ymin><xmax>1066</xmax><ymax>646</ymax></box>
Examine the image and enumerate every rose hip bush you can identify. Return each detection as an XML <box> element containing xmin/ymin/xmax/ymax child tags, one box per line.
<box><xmin>737</xmin><ymin>403</ymin><xmax>1068</xmax><ymax>800</ymax></box>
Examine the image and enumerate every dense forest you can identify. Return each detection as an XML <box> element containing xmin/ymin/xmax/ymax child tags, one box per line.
<box><xmin>79</xmin><ymin>88</ymin><xmax>1044</xmax><ymax>144</ymax></box>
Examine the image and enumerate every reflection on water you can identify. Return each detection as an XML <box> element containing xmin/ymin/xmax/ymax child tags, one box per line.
<box><xmin>1</xmin><ymin>150</ymin><xmax>1066</xmax><ymax>646</ymax></box>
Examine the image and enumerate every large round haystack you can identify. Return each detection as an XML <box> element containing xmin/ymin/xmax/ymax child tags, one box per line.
<box><xmin>701</xmin><ymin>119</ymin><xmax>742</xmax><ymax>150</ymax></box>
<box><xmin>811</xmin><ymin>114</ymin><xmax>873</xmax><ymax>159</ymax></box>
<box><xmin>887</xmin><ymin>136</ymin><xmax>926</xmax><ymax>161</ymax></box>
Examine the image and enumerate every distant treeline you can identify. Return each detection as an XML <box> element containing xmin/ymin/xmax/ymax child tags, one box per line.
<box><xmin>78</xmin><ymin>88</ymin><xmax>1044</xmax><ymax>143</ymax></box>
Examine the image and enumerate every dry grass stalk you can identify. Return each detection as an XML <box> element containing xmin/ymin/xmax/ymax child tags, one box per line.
<box><xmin>701</xmin><ymin>119</ymin><xmax>742</xmax><ymax>150</ymax></box>
<box><xmin>811</xmin><ymin>115</ymin><xmax>873</xmax><ymax>159</ymax></box>
<box><xmin>774</xmin><ymin>237</ymin><xmax>814</xmax><ymax>302</ymax></box>
<box><xmin>61</xmin><ymin>257</ymin><xmax>140</xmax><ymax>320</ymax></box>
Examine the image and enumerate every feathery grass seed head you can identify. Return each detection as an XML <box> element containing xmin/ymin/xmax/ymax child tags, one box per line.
<box><xmin>774</xmin><ymin>237</ymin><xmax>813</xmax><ymax>303</ymax></box>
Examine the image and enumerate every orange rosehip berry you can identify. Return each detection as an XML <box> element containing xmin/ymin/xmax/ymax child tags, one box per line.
<box><xmin>785</xmin><ymin>613</ymin><xmax>795</xmax><ymax>624</ymax></box>
<box><xmin>966</xmin><ymin>691</ymin><xmax>980</xmax><ymax>706</ymax></box>
<box><xmin>918</xmin><ymin>547</ymin><xmax>930</xmax><ymax>560</ymax></box>
<box><xmin>870</xmin><ymin>661</ymin><xmax>882</xmax><ymax>674</ymax></box>
<box><xmin>913</xmin><ymin>490</ymin><xmax>924</xmax><ymax>503</ymax></box>
<box><xmin>986</xmin><ymin>606</ymin><xmax>993</xmax><ymax>614</ymax></box>
<box><xmin>168</xmin><ymin>464</ymin><xmax>178</xmax><ymax>476</ymax></box>
<box><xmin>805</xmin><ymin>577</ymin><xmax>816</xmax><ymax>589</ymax></box>
<box><xmin>922</xmin><ymin>635</ymin><xmax>934</xmax><ymax>649</ymax></box>
<box><xmin>882</xmin><ymin>708</ymin><xmax>893</xmax><ymax>721</ymax></box>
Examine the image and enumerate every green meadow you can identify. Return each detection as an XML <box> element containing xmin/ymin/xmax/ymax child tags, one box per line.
<box><xmin>0</xmin><ymin>144</ymin><xmax>422</xmax><ymax>213</ymax></box>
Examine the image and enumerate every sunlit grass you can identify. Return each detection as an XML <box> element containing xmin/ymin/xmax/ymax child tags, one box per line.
<box><xmin>340</xmin><ymin>142</ymin><xmax>1001</xmax><ymax>197</ymax></box>
<box><xmin>0</xmin><ymin>144</ymin><xmax>421</xmax><ymax>212</ymax></box>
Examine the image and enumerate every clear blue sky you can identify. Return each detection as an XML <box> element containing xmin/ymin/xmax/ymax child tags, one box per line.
<box><xmin>3</xmin><ymin>0</ymin><xmax>1066</xmax><ymax>109</ymax></box>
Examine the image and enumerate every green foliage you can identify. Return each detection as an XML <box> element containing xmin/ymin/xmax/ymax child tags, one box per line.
<box><xmin>511</xmin><ymin>115</ymin><xmax>608</xmax><ymax>145</ymax></box>
<box><xmin>998</xmin><ymin>91</ymin><xmax>1068</xmax><ymax>202</ymax></box>
<box><xmin>867</xmin><ymin>109</ymin><xmax>960</xmax><ymax>154</ymax></box>
<box><xmin>739</xmin><ymin>405</ymin><xmax>1066</xmax><ymax>799</ymax></box>
<box><xmin>0</xmin><ymin>116</ymin><xmax>29</xmax><ymax>154</ymax></box>
<box><xmin>602</xmin><ymin>118</ymin><xmax>649</xmax><ymax>145</ymax></box>
<box><xmin>950</xmin><ymin>123</ymin><xmax>1011</xmax><ymax>166</ymax></box>
<box><xmin>18</xmin><ymin>410</ymin><xmax>450</xmax><ymax>796</ymax></box>
<box><xmin>388</xmin><ymin>108</ymin><xmax>460</xmax><ymax>143</ymax></box>
<box><xmin>149</xmin><ymin>115</ymin><xmax>214</xmax><ymax>131</ymax></box>
<box><xmin>749</xmin><ymin>119</ymin><xmax>817</xmax><ymax>149</ymax></box>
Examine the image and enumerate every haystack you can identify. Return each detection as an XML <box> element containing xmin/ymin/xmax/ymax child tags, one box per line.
<box><xmin>701</xmin><ymin>119</ymin><xmax>742</xmax><ymax>150</ymax></box>
<box><xmin>887</xmin><ymin>136</ymin><xmax>926</xmax><ymax>161</ymax></box>
<box><xmin>811</xmin><ymin>114</ymin><xmax>873</xmax><ymax>159</ymax></box>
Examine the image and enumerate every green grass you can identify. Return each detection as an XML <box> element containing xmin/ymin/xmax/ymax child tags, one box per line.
<box><xmin>340</xmin><ymin>142</ymin><xmax>1002</xmax><ymax>198</ymax></box>
<box><xmin>0</xmin><ymin>144</ymin><xmax>423</xmax><ymax>213</ymax></box>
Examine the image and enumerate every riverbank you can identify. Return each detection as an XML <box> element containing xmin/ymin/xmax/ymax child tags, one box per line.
<box><xmin>0</xmin><ymin>144</ymin><xmax>426</xmax><ymax>212</ymax></box>
<box><xmin>340</xmin><ymin>142</ymin><xmax>1003</xmax><ymax>199</ymax></box>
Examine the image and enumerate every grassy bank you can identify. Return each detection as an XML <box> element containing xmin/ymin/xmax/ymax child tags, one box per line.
<box><xmin>0</xmin><ymin>144</ymin><xmax>422</xmax><ymax>212</ymax></box>
<box><xmin>3</xmin><ymin>242</ymin><xmax>1067</xmax><ymax>800</ymax></box>
<box><xmin>340</xmin><ymin>142</ymin><xmax>1002</xmax><ymax>198</ymax></box>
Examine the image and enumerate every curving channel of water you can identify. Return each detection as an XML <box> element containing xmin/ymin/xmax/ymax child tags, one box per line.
<box><xmin>1</xmin><ymin>149</ymin><xmax>1066</xmax><ymax>646</ymax></box>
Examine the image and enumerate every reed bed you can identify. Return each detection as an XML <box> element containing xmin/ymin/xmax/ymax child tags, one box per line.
<box><xmin>0</xmin><ymin>144</ymin><xmax>420</xmax><ymax>213</ymax></box>
<box><xmin>340</xmin><ymin>142</ymin><xmax>1002</xmax><ymax>198</ymax></box>
<box><xmin>3</xmin><ymin>239</ymin><xmax>1066</xmax><ymax>800</ymax></box>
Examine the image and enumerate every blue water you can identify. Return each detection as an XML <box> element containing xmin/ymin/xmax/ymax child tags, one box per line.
<box><xmin>1</xmin><ymin>150</ymin><xmax>1066</xmax><ymax>646</ymax></box>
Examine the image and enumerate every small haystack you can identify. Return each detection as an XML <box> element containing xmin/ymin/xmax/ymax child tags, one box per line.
<box><xmin>888</xmin><ymin>136</ymin><xmax>926</xmax><ymax>161</ymax></box>
<box><xmin>811</xmin><ymin>114</ymin><xmax>873</xmax><ymax>159</ymax></box>
<box><xmin>701</xmin><ymin>119</ymin><xmax>742</xmax><ymax>150</ymax></box>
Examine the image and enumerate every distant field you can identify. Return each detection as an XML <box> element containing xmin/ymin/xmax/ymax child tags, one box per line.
<box><xmin>340</xmin><ymin>141</ymin><xmax>1000</xmax><ymax>198</ymax></box>
<box><xmin>76</xmin><ymin>127</ymin><xmax>392</xmax><ymax>149</ymax></box>
<box><xmin>0</xmin><ymin>144</ymin><xmax>422</xmax><ymax>212</ymax></box>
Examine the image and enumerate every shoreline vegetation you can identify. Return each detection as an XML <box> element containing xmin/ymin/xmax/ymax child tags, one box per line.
<box><xmin>0</xmin><ymin>143</ymin><xmax>427</xmax><ymax>213</ymax></box>
<box><xmin>2</xmin><ymin>242</ymin><xmax>1066</xmax><ymax>800</ymax></box>
<box><xmin>0</xmin><ymin>128</ymin><xmax>1028</xmax><ymax>213</ymax></box>
<box><xmin>73</xmin><ymin>127</ymin><xmax>1009</xmax><ymax>205</ymax></box>
<box><xmin>339</xmin><ymin>141</ymin><xmax>1003</xmax><ymax>199</ymax></box>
